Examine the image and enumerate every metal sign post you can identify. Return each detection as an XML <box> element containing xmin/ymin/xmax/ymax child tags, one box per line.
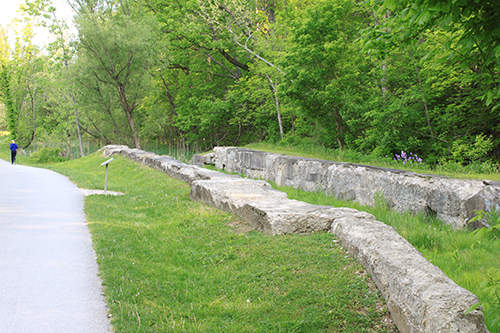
<box><xmin>101</xmin><ymin>158</ymin><xmax>114</xmax><ymax>193</ymax></box>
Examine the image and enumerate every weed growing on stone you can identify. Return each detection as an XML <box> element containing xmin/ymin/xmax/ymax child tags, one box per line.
<box><xmin>373</xmin><ymin>192</ymin><xmax>389</xmax><ymax>211</ymax></box>
<box><xmin>37</xmin><ymin>153</ymin><xmax>397</xmax><ymax>333</ymax></box>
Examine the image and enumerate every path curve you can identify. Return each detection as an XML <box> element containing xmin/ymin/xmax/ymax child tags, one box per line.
<box><xmin>0</xmin><ymin>159</ymin><xmax>112</xmax><ymax>333</ymax></box>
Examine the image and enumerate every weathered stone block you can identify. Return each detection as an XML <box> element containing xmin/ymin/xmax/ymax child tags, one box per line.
<box><xmin>192</xmin><ymin>153</ymin><xmax>214</xmax><ymax>165</ymax></box>
<box><xmin>331</xmin><ymin>217</ymin><xmax>488</xmax><ymax>333</ymax></box>
<box><xmin>208</xmin><ymin>147</ymin><xmax>500</xmax><ymax>229</ymax></box>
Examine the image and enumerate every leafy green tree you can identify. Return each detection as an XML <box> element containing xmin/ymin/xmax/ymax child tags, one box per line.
<box><xmin>72</xmin><ymin>0</ymin><xmax>158</xmax><ymax>149</ymax></box>
<box><xmin>360</xmin><ymin>21</ymin><xmax>500</xmax><ymax>163</ymax></box>
<box><xmin>0</xmin><ymin>27</ymin><xmax>15</xmax><ymax>135</ymax></box>
<box><xmin>1</xmin><ymin>20</ymin><xmax>48</xmax><ymax>149</ymax></box>
<box><xmin>22</xmin><ymin>0</ymin><xmax>86</xmax><ymax>157</ymax></box>
<box><xmin>145</xmin><ymin>0</ymin><xmax>264</xmax><ymax>149</ymax></box>
<box><xmin>364</xmin><ymin>0</ymin><xmax>500</xmax><ymax>111</ymax></box>
<box><xmin>0</xmin><ymin>64</ymin><xmax>17</xmax><ymax>138</ymax></box>
<box><xmin>282</xmin><ymin>0</ymin><xmax>374</xmax><ymax>151</ymax></box>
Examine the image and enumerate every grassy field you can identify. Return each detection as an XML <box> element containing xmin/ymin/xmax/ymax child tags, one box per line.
<box><xmin>0</xmin><ymin>140</ymin><xmax>396</xmax><ymax>332</ymax></box>
<box><xmin>1</xmin><ymin>135</ymin><xmax>498</xmax><ymax>331</ymax></box>
<box><xmin>201</xmin><ymin>142</ymin><xmax>500</xmax><ymax>332</ymax></box>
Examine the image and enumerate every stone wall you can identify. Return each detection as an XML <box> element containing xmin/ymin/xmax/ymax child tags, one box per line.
<box><xmin>103</xmin><ymin>145</ymin><xmax>490</xmax><ymax>333</ymax></box>
<box><xmin>201</xmin><ymin>147</ymin><xmax>500</xmax><ymax>229</ymax></box>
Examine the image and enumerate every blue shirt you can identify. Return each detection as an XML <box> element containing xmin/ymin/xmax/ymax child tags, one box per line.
<box><xmin>10</xmin><ymin>143</ymin><xmax>18</xmax><ymax>151</ymax></box>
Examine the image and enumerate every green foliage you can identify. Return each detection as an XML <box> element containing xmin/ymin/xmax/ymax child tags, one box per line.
<box><xmin>468</xmin><ymin>210</ymin><xmax>500</xmax><ymax>242</ymax></box>
<box><xmin>73</xmin><ymin>0</ymin><xmax>158</xmax><ymax>149</ymax></box>
<box><xmin>374</xmin><ymin>191</ymin><xmax>389</xmax><ymax>211</ymax></box>
<box><xmin>466</xmin><ymin>268</ymin><xmax>500</xmax><ymax>330</ymax></box>
<box><xmin>30</xmin><ymin>147</ymin><xmax>68</xmax><ymax>163</ymax></box>
<box><xmin>0</xmin><ymin>64</ymin><xmax>18</xmax><ymax>140</ymax></box>
<box><xmin>143</xmin><ymin>0</ymin><xmax>260</xmax><ymax>149</ymax></box>
<box><xmin>282</xmin><ymin>0</ymin><xmax>374</xmax><ymax>150</ymax></box>
<box><xmin>451</xmin><ymin>134</ymin><xmax>494</xmax><ymax>164</ymax></box>
<box><xmin>143</xmin><ymin>142</ymin><xmax>199</xmax><ymax>164</ymax></box>
<box><xmin>364</xmin><ymin>0</ymin><xmax>500</xmax><ymax>111</ymax></box>
<box><xmin>435</xmin><ymin>160</ymin><xmax>499</xmax><ymax>176</ymax></box>
<box><xmin>7</xmin><ymin>0</ymin><xmax>500</xmax><ymax>169</ymax></box>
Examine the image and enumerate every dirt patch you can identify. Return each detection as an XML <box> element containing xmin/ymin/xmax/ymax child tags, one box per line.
<box><xmin>227</xmin><ymin>217</ymin><xmax>254</xmax><ymax>234</ymax></box>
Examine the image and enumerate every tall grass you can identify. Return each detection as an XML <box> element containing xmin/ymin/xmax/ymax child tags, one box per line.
<box><xmin>21</xmin><ymin>140</ymin><xmax>102</xmax><ymax>159</ymax></box>
<box><xmin>0</xmin><ymin>136</ymin><xmax>102</xmax><ymax>162</ymax></box>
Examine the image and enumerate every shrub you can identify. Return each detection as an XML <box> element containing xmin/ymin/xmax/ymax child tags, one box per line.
<box><xmin>451</xmin><ymin>134</ymin><xmax>494</xmax><ymax>164</ymax></box>
<box><xmin>31</xmin><ymin>148</ymin><xmax>68</xmax><ymax>163</ymax></box>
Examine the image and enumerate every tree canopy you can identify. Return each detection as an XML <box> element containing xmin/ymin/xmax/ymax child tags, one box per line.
<box><xmin>0</xmin><ymin>0</ymin><xmax>499</xmax><ymax>166</ymax></box>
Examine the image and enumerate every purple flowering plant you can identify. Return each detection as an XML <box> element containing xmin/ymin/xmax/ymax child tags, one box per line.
<box><xmin>393</xmin><ymin>150</ymin><xmax>422</xmax><ymax>165</ymax></box>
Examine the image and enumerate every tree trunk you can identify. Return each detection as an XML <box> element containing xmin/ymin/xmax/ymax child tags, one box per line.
<box><xmin>117</xmin><ymin>84</ymin><xmax>141</xmax><ymax>149</ymax></box>
<box><xmin>332</xmin><ymin>108</ymin><xmax>346</xmax><ymax>151</ymax></box>
<box><xmin>159</xmin><ymin>74</ymin><xmax>187</xmax><ymax>144</ymax></box>
<box><xmin>266</xmin><ymin>73</ymin><xmax>284</xmax><ymax>140</ymax></box>
<box><xmin>52</xmin><ymin>11</ymin><xmax>85</xmax><ymax>157</ymax></box>
<box><xmin>69</xmin><ymin>89</ymin><xmax>85</xmax><ymax>157</ymax></box>
<box><xmin>411</xmin><ymin>56</ymin><xmax>435</xmax><ymax>139</ymax></box>
<box><xmin>380</xmin><ymin>61</ymin><xmax>388</xmax><ymax>97</ymax></box>
<box><xmin>32</xmin><ymin>81</ymin><xmax>36</xmax><ymax>151</ymax></box>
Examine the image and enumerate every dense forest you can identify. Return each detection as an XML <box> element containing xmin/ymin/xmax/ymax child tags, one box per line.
<box><xmin>0</xmin><ymin>0</ymin><xmax>499</xmax><ymax>166</ymax></box>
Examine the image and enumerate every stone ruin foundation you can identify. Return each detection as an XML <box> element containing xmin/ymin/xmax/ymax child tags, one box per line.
<box><xmin>194</xmin><ymin>147</ymin><xmax>500</xmax><ymax>230</ymax></box>
<box><xmin>102</xmin><ymin>145</ymin><xmax>490</xmax><ymax>333</ymax></box>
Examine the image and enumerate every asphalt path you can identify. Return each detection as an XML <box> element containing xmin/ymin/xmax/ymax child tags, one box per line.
<box><xmin>0</xmin><ymin>159</ymin><xmax>113</xmax><ymax>332</ymax></box>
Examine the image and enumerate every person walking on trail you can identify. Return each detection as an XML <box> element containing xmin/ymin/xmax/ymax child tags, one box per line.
<box><xmin>9</xmin><ymin>140</ymin><xmax>18</xmax><ymax>165</ymax></box>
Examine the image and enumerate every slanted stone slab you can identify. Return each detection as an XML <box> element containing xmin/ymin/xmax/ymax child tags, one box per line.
<box><xmin>331</xmin><ymin>217</ymin><xmax>488</xmax><ymax>333</ymax></box>
<box><xmin>102</xmin><ymin>145</ymin><xmax>233</xmax><ymax>185</ymax></box>
<box><xmin>102</xmin><ymin>145</ymin><xmax>490</xmax><ymax>333</ymax></box>
<box><xmin>190</xmin><ymin>177</ymin><xmax>373</xmax><ymax>234</ymax></box>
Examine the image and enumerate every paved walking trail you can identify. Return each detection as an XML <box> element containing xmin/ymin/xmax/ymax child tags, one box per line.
<box><xmin>0</xmin><ymin>159</ymin><xmax>112</xmax><ymax>332</ymax></box>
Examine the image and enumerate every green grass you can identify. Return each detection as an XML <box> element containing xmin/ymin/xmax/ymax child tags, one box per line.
<box><xmin>244</xmin><ymin>142</ymin><xmax>500</xmax><ymax>181</ymax></box>
<box><xmin>4</xmin><ymin>149</ymin><xmax>396</xmax><ymax>332</ymax></box>
<box><xmin>272</xmin><ymin>185</ymin><xmax>500</xmax><ymax>332</ymax></box>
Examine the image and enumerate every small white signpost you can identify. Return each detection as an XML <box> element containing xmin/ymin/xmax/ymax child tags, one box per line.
<box><xmin>101</xmin><ymin>158</ymin><xmax>114</xmax><ymax>193</ymax></box>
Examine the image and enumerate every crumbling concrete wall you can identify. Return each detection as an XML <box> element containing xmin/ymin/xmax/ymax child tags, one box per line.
<box><xmin>203</xmin><ymin>147</ymin><xmax>500</xmax><ymax>229</ymax></box>
<box><xmin>103</xmin><ymin>145</ymin><xmax>490</xmax><ymax>333</ymax></box>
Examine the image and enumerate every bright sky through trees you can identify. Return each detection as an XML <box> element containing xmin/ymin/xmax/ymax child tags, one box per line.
<box><xmin>0</xmin><ymin>0</ymin><xmax>75</xmax><ymax>46</ymax></box>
